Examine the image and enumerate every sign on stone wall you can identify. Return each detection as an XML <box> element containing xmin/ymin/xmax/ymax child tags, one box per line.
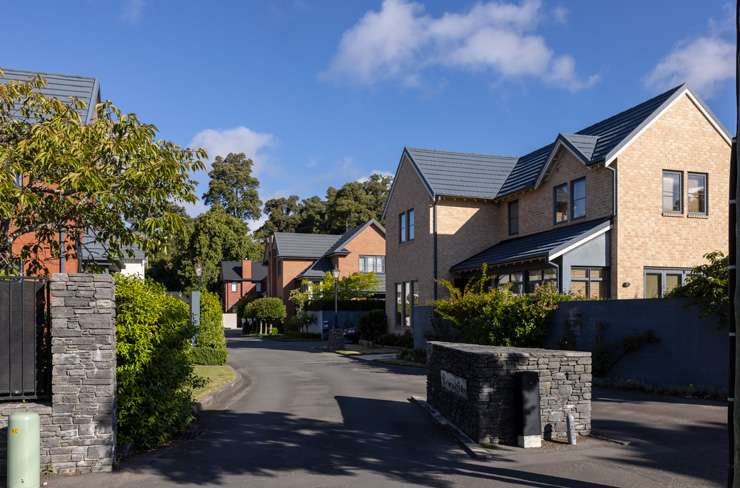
<box><xmin>440</xmin><ymin>370</ymin><xmax>467</xmax><ymax>399</ymax></box>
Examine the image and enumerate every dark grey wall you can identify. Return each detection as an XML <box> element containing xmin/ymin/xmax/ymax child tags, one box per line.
<box><xmin>546</xmin><ymin>298</ymin><xmax>727</xmax><ymax>392</ymax></box>
<box><xmin>559</xmin><ymin>231</ymin><xmax>609</xmax><ymax>293</ymax></box>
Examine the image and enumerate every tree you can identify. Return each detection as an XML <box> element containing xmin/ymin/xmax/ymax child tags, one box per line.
<box><xmin>257</xmin><ymin>195</ymin><xmax>301</xmax><ymax>237</ymax></box>
<box><xmin>244</xmin><ymin>297</ymin><xmax>286</xmax><ymax>335</ymax></box>
<box><xmin>295</xmin><ymin>196</ymin><xmax>327</xmax><ymax>234</ymax></box>
<box><xmin>177</xmin><ymin>207</ymin><xmax>262</xmax><ymax>290</ymax></box>
<box><xmin>202</xmin><ymin>153</ymin><xmax>262</xmax><ymax>222</ymax></box>
<box><xmin>0</xmin><ymin>73</ymin><xmax>205</xmax><ymax>274</ymax></box>
<box><xmin>146</xmin><ymin>204</ymin><xmax>195</xmax><ymax>291</ymax></box>
<box><xmin>325</xmin><ymin>174</ymin><xmax>392</xmax><ymax>233</ymax></box>
<box><xmin>309</xmin><ymin>272</ymin><xmax>381</xmax><ymax>302</ymax></box>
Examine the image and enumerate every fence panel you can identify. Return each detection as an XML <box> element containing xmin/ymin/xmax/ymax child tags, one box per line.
<box><xmin>0</xmin><ymin>277</ymin><xmax>48</xmax><ymax>401</ymax></box>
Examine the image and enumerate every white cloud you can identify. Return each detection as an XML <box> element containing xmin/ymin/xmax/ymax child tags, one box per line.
<box><xmin>645</xmin><ymin>36</ymin><xmax>734</xmax><ymax>98</ymax></box>
<box><xmin>121</xmin><ymin>0</ymin><xmax>145</xmax><ymax>23</ymax></box>
<box><xmin>189</xmin><ymin>127</ymin><xmax>274</xmax><ymax>172</ymax></box>
<box><xmin>325</xmin><ymin>0</ymin><xmax>596</xmax><ymax>92</ymax></box>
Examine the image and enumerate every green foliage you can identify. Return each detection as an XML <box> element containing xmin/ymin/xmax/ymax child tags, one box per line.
<box><xmin>284</xmin><ymin>312</ymin><xmax>314</xmax><ymax>334</ymax></box>
<box><xmin>115</xmin><ymin>275</ymin><xmax>196</xmax><ymax>450</ymax></box>
<box><xmin>202</xmin><ymin>153</ymin><xmax>262</xmax><ymax>221</ymax></box>
<box><xmin>308</xmin><ymin>272</ymin><xmax>381</xmax><ymax>302</ymax></box>
<box><xmin>191</xmin><ymin>290</ymin><xmax>227</xmax><ymax>365</ymax></box>
<box><xmin>376</xmin><ymin>332</ymin><xmax>414</xmax><ymax>349</ymax></box>
<box><xmin>244</xmin><ymin>297</ymin><xmax>286</xmax><ymax>325</ymax></box>
<box><xmin>358</xmin><ymin>310</ymin><xmax>387</xmax><ymax>342</ymax></box>
<box><xmin>434</xmin><ymin>265</ymin><xmax>571</xmax><ymax>347</ymax></box>
<box><xmin>256</xmin><ymin>174</ymin><xmax>391</xmax><ymax>236</ymax></box>
<box><xmin>0</xmin><ymin>72</ymin><xmax>205</xmax><ymax>274</ymax></box>
<box><xmin>668</xmin><ymin>250</ymin><xmax>729</xmax><ymax>323</ymax></box>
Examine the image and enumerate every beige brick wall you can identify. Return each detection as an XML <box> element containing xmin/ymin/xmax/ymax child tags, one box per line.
<box><xmin>495</xmin><ymin>148</ymin><xmax>614</xmax><ymax>241</ymax></box>
<box><xmin>337</xmin><ymin>223</ymin><xmax>386</xmax><ymax>277</ymax></box>
<box><xmin>385</xmin><ymin>156</ymin><xmax>434</xmax><ymax>329</ymax></box>
<box><xmin>614</xmin><ymin>92</ymin><xmax>730</xmax><ymax>298</ymax></box>
<box><xmin>436</xmin><ymin>200</ymin><xmax>498</xmax><ymax>288</ymax></box>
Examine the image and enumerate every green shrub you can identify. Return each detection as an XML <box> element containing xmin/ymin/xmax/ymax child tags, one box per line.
<box><xmin>435</xmin><ymin>266</ymin><xmax>571</xmax><ymax>347</ymax></box>
<box><xmin>376</xmin><ymin>331</ymin><xmax>414</xmax><ymax>349</ymax></box>
<box><xmin>668</xmin><ymin>250</ymin><xmax>728</xmax><ymax>323</ymax></box>
<box><xmin>358</xmin><ymin>310</ymin><xmax>387</xmax><ymax>341</ymax></box>
<box><xmin>115</xmin><ymin>275</ymin><xmax>196</xmax><ymax>451</ymax></box>
<box><xmin>191</xmin><ymin>290</ymin><xmax>227</xmax><ymax>365</ymax></box>
<box><xmin>244</xmin><ymin>297</ymin><xmax>286</xmax><ymax>334</ymax></box>
<box><xmin>305</xmin><ymin>299</ymin><xmax>385</xmax><ymax>311</ymax></box>
<box><xmin>284</xmin><ymin>312</ymin><xmax>314</xmax><ymax>334</ymax></box>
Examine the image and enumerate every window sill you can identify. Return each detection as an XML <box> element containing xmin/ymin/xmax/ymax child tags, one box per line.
<box><xmin>687</xmin><ymin>213</ymin><xmax>708</xmax><ymax>219</ymax></box>
<box><xmin>661</xmin><ymin>211</ymin><xmax>683</xmax><ymax>218</ymax></box>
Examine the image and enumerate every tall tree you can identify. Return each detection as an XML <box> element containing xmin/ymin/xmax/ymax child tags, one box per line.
<box><xmin>295</xmin><ymin>196</ymin><xmax>327</xmax><ymax>233</ymax></box>
<box><xmin>202</xmin><ymin>152</ymin><xmax>262</xmax><ymax>221</ymax></box>
<box><xmin>0</xmin><ymin>73</ymin><xmax>205</xmax><ymax>274</ymax></box>
<box><xmin>325</xmin><ymin>174</ymin><xmax>392</xmax><ymax>233</ymax></box>
<box><xmin>178</xmin><ymin>207</ymin><xmax>262</xmax><ymax>290</ymax></box>
<box><xmin>257</xmin><ymin>195</ymin><xmax>301</xmax><ymax>237</ymax></box>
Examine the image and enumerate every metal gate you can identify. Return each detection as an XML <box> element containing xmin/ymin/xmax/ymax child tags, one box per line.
<box><xmin>0</xmin><ymin>277</ymin><xmax>50</xmax><ymax>401</ymax></box>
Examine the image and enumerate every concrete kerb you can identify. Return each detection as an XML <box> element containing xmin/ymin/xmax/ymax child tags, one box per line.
<box><xmin>193</xmin><ymin>366</ymin><xmax>250</xmax><ymax>414</ymax></box>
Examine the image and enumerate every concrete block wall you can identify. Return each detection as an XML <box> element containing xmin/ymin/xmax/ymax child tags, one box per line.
<box><xmin>427</xmin><ymin>342</ymin><xmax>591</xmax><ymax>445</ymax></box>
<box><xmin>0</xmin><ymin>273</ymin><xmax>116</xmax><ymax>480</ymax></box>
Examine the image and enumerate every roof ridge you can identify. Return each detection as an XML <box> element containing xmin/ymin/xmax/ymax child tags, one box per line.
<box><xmin>407</xmin><ymin>147</ymin><xmax>518</xmax><ymax>159</ymax></box>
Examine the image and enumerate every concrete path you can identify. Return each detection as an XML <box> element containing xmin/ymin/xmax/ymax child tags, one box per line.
<box><xmin>48</xmin><ymin>335</ymin><xmax>726</xmax><ymax>487</ymax></box>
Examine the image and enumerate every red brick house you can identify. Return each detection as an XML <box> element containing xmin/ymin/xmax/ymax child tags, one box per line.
<box><xmin>221</xmin><ymin>260</ymin><xmax>267</xmax><ymax>313</ymax></box>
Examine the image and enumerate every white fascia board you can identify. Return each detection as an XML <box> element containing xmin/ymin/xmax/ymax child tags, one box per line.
<box><xmin>534</xmin><ymin>139</ymin><xmax>589</xmax><ymax>189</ymax></box>
<box><xmin>548</xmin><ymin>224</ymin><xmax>611</xmax><ymax>261</ymax></box>
<box><xmin>604</xmin><ymin>88</ymin><xmax>731</xmax><ymax>167</ymax></box>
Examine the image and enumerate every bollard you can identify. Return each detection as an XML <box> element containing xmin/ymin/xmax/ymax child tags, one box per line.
<box><xmin>7</xmin><ymin>411</ymin><xmax>41</xmax><ymax>488</ymax></box>
<box><xmin>566</xmin><ymin>413</ymin><xmax>577</xmax><ymax>445</ymax></box>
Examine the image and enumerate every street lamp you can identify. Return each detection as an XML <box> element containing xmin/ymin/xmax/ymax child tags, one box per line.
<box><xmin>332</xmin><ymin>269</ymin><xmax>340</xmax><ymax>337</ymax></box>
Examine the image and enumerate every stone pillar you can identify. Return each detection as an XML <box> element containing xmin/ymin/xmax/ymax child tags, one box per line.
<box><xmin>49</xmin><ymin>273</ymin><xmax>116</xmax><ymax>474</ymax></box>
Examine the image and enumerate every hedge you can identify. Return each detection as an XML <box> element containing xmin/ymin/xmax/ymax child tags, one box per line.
<box><xmin>115</xmin><ymin>275</ymin><xmax>196</xmax><ymax>451</ymax></box>
<box><xmin>191</xmin><ymin>290</ymin><xmax>227</xmax><ymax>365</ymax></box>
<box><xmin>305</xmin><ymin>299</ymin><xmax>385</xmax><ymax>311</ymax></box>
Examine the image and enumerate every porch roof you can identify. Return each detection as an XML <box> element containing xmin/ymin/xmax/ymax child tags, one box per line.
<box><xmin>450</xmin><ymin>217</ymin><xmax>611</xmax><ymax>273</ymax></box>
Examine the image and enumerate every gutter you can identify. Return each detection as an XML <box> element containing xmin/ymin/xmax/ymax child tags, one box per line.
<box><xmin>433</xmin><ymin>196</ymin><xmax>438</xmax><ymax>301</ymax></box>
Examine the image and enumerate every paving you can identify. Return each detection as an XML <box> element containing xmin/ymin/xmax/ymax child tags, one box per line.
<box><xmin>47</xmin><ymin>334</ymin><xmax>727</xmax><ymax>487</ymax></box>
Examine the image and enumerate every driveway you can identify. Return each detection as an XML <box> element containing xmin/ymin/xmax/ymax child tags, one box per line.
<box><xmin>48</xmin><ymin>334</ymin><xmax>726</xmax><ymax>487</ymax></box>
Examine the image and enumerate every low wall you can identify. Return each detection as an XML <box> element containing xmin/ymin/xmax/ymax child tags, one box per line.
<box><xmin>546</xmin><ymin>298</ymin><xmax>727</xmax><ymax>392</ymax></box>
<box><xmin>427</xmin><ymin>342</ymin><xmax>591</xmax><ymax>445</ymax></box>
<box><xmin>222</xmin><ymin>313</ymin><xmax>238</xmax><ymax>329</ymax></box>
<box><xmin>0</xmin><ymin>273</ymin><xmax>116</xmax><ymax>480</ymax></box>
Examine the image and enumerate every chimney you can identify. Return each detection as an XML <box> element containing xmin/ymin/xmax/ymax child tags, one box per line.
<box><xmin>242</xmin><ymin>260</ymin><xmax>252</xmax><ymax>280</ymax></box>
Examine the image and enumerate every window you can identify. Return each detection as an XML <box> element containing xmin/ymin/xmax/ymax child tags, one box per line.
<box><xmin>396</xmin><ymin>281</ymin><xmax>417</xmax><ymax>327</ymax></box>
<box><xmin>360</xmin><ymin>255</ymin><xmax>385</xmax><ymax>273</ymax></box>
<box><xmin>644</xmin><ymin>267</ymin><xmax>689</xmax><ymax>298</ymax></box>
<box><xmin>554</xmin><ymin>183</ymin><xmax>569</xmax><ymax>223</ymax></box>
<box><xmin>571</xmin><ymin>178</ymin><xmax>586</xmax><ymax>220</ymax></box>
<box><xmin>408</xmin><ymin>208</ymin><xmax>415</xmax><ymax>241</ymax></box>
<box><xmin>508</xmin><ymin>200</ymin><xmax>519</xmax><ymax>236</ymax></box>
<box><xmin>255</xmin><ymin>283</ymin><xmax>262</xmax><ymax>293</ymax></box>
<box><xmin>496</xmin><ymin>272</ymin><xmax>524</xmax><ymax>294</ymax></box>
<box><xmin>399</xmin><ymin>212</ymin><xmax>407</xmax><ymax>243</ymax></box>
<box><xmin>525</xmin><ymin>268</ymin><xmax>558</xmax><ymax>293</ymax></box>
<box><xmin>230</xmin><ymin>283</ymin><xmax>237</xmax><ymax>293</ymax></box>
<box><xmin>570</xmin><ymin>267</ymin><xmax>608</xmax><ymax>299</ymax></box>
<box><xmin>662</xmin><ymin>170</ymin><xmax>683</xmax><ymax>214</ymax></box>
<box><xmin>688</xmin><ymin>172</ymin><xmax>707</xmax><ymax>215</ymax></box>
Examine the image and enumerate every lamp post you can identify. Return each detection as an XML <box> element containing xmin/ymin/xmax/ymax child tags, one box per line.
<box><xmin>332</xmin><ymin>268</ymin><xmax>340</xmax><ymax>335</ymax></box>
<box><xmin>192</xmin><ymin>263</ymin><xmax>203</xmax><ymax>345</ymax></box>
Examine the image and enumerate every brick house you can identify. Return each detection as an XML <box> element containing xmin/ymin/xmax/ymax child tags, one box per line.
<box><xmin>2</xmin><ymin>68</ymin><xmax>101</xmax><ymax>274</ymax></box>
<box><xmin>221</xmin><ymin>260</ymin><xmax>267</xmax><ymax>313</ymax></box>
<box><xmin>384</xmin><ymin>84</ymin><xmax>730</xmax><ymax>334</ymax></box>
<box><xmin>264</xmin><ymin>220</ymin><xmax>386</xmax><ymax>315</ymax></box>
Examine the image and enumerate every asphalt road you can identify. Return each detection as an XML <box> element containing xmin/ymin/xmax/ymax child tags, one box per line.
<box><xmin>49</xmin><ymin>334</ymin><xmax>727</xmax><ymax>487</ymax></box>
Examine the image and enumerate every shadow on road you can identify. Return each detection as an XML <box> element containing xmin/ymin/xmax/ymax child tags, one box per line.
<box><xmin>120</xmin><ymin>396</ymin><xmax>617</xmax><ymax>488</ymax></box>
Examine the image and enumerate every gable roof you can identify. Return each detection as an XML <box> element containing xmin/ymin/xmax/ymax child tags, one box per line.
<box><xmin>273</xmin><ymin>232</ymin><xmax>342</xmax><ymax>259</ymax></box>
<box><xmin>1</xmin><ymin>68</ymin><xmax>100</xmax><ymax>124</ymax></box>
<box><xmin>497</xmin><ymin>84</ymin><xmax>687</xmax><ymax>197</ymax></box>
<box><xmin>299</xmin><ymin>220</ymin><xmax>386</xmax><ymax>279</ymax></box>
<box><xmin>405</xmin><ymin>147</ymin><xmax>518</xmax><ymax>200</ymax></box>
<box><xmin>390</xmin><ymin>84</ymin><xmax>728</xmax><ymax>206</ymax></box>
<box><xmin>450</xmin><ymin>217</ymin><xmax>611</xmax><ymax>273</ymax></box>
<box><xmin>221</xmin><ymin>260</ymin><xmax>268</xmax><ymax>282</ymax></box>
<box><xmin>79</xmin><ymin>232</ymin><xmax>145</xmax><ymax>264</ymax></box>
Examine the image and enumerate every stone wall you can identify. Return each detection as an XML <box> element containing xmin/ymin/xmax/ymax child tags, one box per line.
<box><xmin>427</xmin><ymin>342</ymin><xmax>591</xmax><ymax>445</ymax></box>
<box><xmin>0</xmin><ymin>273</ymin><xmax>116</xmax><ymax>480</ymax></box>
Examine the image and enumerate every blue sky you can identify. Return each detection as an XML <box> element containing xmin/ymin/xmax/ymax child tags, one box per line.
<box><xmin>2</xmin><ymin>1</ymin><xmax>736</xmax><ymax>226</ymax></box>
